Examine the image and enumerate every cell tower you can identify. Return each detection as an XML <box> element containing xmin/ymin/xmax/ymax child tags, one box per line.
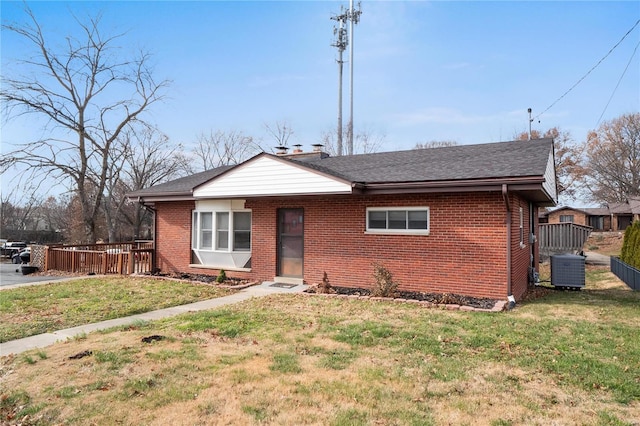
<box><xmin>331</xmin><ymin>6</ymin><xmax>348</xmax><ymax>156</ymax></box>
<box><xmin>347</xmin><ymin>1</ymin><xmax>362</xmax><ymax>156</ymax></box>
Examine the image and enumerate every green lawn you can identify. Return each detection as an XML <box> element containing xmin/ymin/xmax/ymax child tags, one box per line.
<box><xmin>0</xmin><ymin>276</ymin><xmax>235</xmax><ymax>342</ymax></box>
<box><xmin>1</xmin><ymin>268</ymin><xmax>638</xmax><ymax>425</ymax></box>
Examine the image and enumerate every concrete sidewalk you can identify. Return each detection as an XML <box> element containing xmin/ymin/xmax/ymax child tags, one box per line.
<box><xmin>0</xmin><ymin>281</ymin><xmax>308</xmax><ymax>356</ymax></box>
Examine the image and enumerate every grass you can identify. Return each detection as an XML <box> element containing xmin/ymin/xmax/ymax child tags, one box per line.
<box><xmin>0</xmin><ymin>267</ymin><xmax>638</xmax><ymax>425</ymax></box>
<box><xmin>0</xmin><ymin>276</ymin><xmax>235</xmax><ymax>342</ymax></box>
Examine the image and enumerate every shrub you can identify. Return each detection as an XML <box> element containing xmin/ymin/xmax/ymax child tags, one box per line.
<box><xmin>371</xmin><ymin>263</ymin><xmax>399</xmax><ymax>298</ymax></box>
<box><xmin>216</xmin><ymin>269</ymin><xmax>227</xmax><ymax>284</ymax></box>
<box><xmin>316</xmin><ymin>272</ymin><xmax>335</xmax><ymax>294</ymax></box>
<box><xmin>621</xmin><ymin>221</ymin><xmax>640</xmax><ymax>269</ymax></box>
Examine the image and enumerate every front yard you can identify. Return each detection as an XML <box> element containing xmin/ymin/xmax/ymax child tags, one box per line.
<box><xmin>0</xmin><ymin>276</ymin><xmax>235</xmax><ymax>343</ymax></box>
<box><xmin>1</xmin><ymin>266</ymin><xmax>639</xmax><ymax>425</ymax></box>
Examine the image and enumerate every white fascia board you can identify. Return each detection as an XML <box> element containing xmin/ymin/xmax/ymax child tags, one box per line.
<box><xmin>542</xmin><ymin>149</ymin><xmax>558</xmax><ymax>204</ymax></box>
<box><xmin>193</xmin><ymin>155</ymin><xmax>353</xmax><ymax>198</ymax></box>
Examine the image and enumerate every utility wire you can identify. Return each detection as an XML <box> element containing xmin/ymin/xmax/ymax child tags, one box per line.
<box><xmin>596</xmin><ymin>39</ymin><xmax>640</xmax><ymax>126</ymax></box>
<box><xmin>534</xmin><ymin>18</ymin><xmax>640</xmax><ymax>121</ymax></box>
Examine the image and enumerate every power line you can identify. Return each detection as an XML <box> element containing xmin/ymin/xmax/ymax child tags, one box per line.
<box><xmin>534</xmin><ymin>18</ymin><xmax>640</xmax><ymax>122</ymax></box>
<box><xmin>596</xmin><ymin>39</ymin><xmax>640</xmax><ymax>126</ymax></box>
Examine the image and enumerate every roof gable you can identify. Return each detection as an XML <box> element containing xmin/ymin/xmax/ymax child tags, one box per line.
<box><xmin>193</xmin><ymin>154</ymin><xmax>353</xmax><ymax>198</ymax></box>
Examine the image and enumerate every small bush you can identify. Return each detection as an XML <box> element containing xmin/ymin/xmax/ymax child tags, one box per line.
<box><xmin>371</xmin><ymin>263</ymin><xmax>399</xmax><ymax>298</ymax></box>
<box><xmin>216</xmin><ymin>269</ymin><xmax>227</xmax><ymax>284</ymax></box>
<box><xmin>316</xmin><ymin>272</ymin><xmax>335</xmax><ymax>294</ymax></box>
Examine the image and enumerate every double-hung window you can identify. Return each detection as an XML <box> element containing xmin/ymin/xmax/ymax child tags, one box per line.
<box><xmin>192</xmin><ymin>210</ymin><xmax>251</xmax><ymax>252</ymax></box>
<box><xmin>366</xmin><ymin>207</ymin><xmax>429</xmax><ymax>234</ymax></box>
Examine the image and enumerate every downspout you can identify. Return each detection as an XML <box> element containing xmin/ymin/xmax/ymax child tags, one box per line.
<box><xmin>502</xmin><ymin>185</ymin><xmax>516</xmax><ymax>309</ymax></box>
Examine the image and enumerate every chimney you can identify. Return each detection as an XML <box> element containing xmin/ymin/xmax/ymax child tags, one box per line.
<box><xmin>278</xmin><ymin>144</ymin><xmax>330</xmax><ymax>161</ymax></box>
<box><xmin>275</xmin><ymin>145</ymin><xmax>289</xmax><ymax>155</ymax></box>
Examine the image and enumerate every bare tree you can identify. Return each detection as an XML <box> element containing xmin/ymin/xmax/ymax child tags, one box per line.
<box><xmin>192</xmin><ymin>130</ymin><xmax>261</xmax><ymax>170</ymax></box>
<box><xmin>414</xmin><ymin>140</ymin><xmax>458</xmax><ymax>149</ymax></box>
<box><xmin>516</xmin><ymin>128</ymin><xmax>585</xmax><ymax>202</ymax></box>
<box><xmin>0</xmin><ymin>7</ymin><xmax>169</xmax><ymax>243</ymax></box>
<box><xmin>583</xmin><ymin>113</ymin><xmax>640</xmax><ymax>204</ymax></box>
<box><xmin>263</xmin><ymin>121</ymin><xmax>295</xmax><ymax>148</ymax></box>
<box><xmin>107</xmin><ymin>125</ymin><xmax>192</xmax><ymax>240</ymax></box>
<box><xmin>319</xmin><ymin>125</ymin><xmax>385</xmax><ymax>156</ymax></box>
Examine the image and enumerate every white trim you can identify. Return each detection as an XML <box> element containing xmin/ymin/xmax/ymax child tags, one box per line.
<box><xmin>189</xmin><ymin>264</ymin><xmax>251</xmax><ymax>273</ymax></box>
<box><xmin>365</xmin><ymin>207</ymin><xmax>430</xmax><ymax>235</ymax></box>
<box><xmin>194</xmin><ymin>156</ymin><xmax>353</xmax><ymax>198</ymax></box>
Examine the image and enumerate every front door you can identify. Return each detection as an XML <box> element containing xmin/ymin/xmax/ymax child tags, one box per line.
<box><xmin>277</xmin><ymin>208</ymin><xmax>304</xmax><ymax>278</ymax></box>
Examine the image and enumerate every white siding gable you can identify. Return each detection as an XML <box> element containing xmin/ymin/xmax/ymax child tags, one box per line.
<box><xmin>194</xmin><ymin>155</ymin><xmax>353</xmax><ymax>198</ymax></box>
<box><xmin>543</xmin><ymin>150</ymin><xmax>558</xmax><ymax>204</ymax></box>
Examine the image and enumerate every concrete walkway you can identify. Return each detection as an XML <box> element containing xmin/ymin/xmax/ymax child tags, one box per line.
<box><xmin>0</xmin><ymin>281</ymin><xmax>308</xmax><ymax>356</ymax></box>
<box><xmin>584</xmin><ymin>251</ymin><xmax>611</xmax><ymax>266</ymax></box>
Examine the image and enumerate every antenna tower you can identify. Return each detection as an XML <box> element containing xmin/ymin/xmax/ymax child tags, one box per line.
<box><xmin>347</xmin><ymin>1</ymin><xmax>362</xmax><ymax>156</ymax></box>
<box><xmin>331</xmin><ymin>7</ymin><xmax>348</xmax><ymax>156</ymax></box>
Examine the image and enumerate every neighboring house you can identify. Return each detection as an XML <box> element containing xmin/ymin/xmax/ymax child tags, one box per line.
<box><xmin>128</xmin><ymin>138</ymin><xmax>557</xmax><ymax>302</ymax></box>
<box><xmin>543</xmin><ymin>198</ymin><xmax>640</xmax><ymax>231</ymax></box>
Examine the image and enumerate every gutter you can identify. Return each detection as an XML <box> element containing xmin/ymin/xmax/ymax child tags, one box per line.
<box><xmin>502</xmin><ymin>184</ymin><xmax>516</xmax><ymax>309</ymax></box>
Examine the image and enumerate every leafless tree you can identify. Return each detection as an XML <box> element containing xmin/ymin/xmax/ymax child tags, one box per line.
<box><xmin>319</xmin><ymin>126</ymin><xmax>386</xmax><ymax>156</ymax></box>
<box><xmin>0</xmin><ymin>7</ymin><xmax>169</xmax><ymax>243</ymax></box>
<box><xmin>106</xmin><ymin>125</ymin><xmax>191</xmax><ymax>241</ymax></box>
<box><xmin>516</xmin><ymin>128</ymin><xmax>585</xmax><ymax>203</ymax></box>
<box><xmin>582</xmin><ymin>113</ymin><xmax>640</xmax><ymax>204</ymax></box>
<box><xmin>192</xmin><ymin>130</ymin><xmax>261</xmax><ymax>170</ymax></box>
<box><xmin>0</xmin><ymin>184</ymin><xmax>43</xmax><ymax>241</ymax></box>
<box><xmin>414</xmin><ymin>140</ymin><xmax>458</xmax><ymax>149</ymax></box>
<box><xmin>263</xmin><ymin>121</ymin><xmax>295</xmax><ymax>148</ymax></box>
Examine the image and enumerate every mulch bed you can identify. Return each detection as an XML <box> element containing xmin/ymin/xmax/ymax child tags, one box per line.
<box><xmin>306</xmin><ymin>286</ymin><xmax>498</xmax><ymax>310</ymax></box>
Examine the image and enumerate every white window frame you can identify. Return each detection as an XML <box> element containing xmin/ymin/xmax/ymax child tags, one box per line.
<box><xmin>192</xmin><ymin>209</ymin><xmax>252</xmax><ymax>253</ymax></box>
<box><xmin>519</xmin><ymin>207</ymin><xmax>526</xmax><ymax>249</ymax></box>
<box><xmin>365</xmin><ymin>207</ymin><xmax>430</xmax><ymax>235</ymax></box>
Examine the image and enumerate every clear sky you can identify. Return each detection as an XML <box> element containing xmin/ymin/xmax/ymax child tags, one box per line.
<box><xmin>1</xmin><ymin>1</ymin><xmax>639</xmax><ymax>198</ymax></box>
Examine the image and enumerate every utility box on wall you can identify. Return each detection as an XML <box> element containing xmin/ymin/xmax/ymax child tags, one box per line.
<box><xmin>551</xmin><ymin>254</ymin><xmax>585</xmax><ymax>289</ymax></box>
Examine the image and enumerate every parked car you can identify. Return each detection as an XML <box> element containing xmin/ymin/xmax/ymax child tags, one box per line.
<box><xmin>12</xmin><ymin>247</ymin><xmax>31</xmax><ymax>264</ymax></box>
<box><xmin>2</xmin><ymin>241</ymin><xmax>27</xmax><ymax>258</ymax></box>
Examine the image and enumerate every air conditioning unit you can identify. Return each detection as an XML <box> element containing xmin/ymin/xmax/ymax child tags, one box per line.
<box><xmin>551</xmin><ymin>254</ymin><xmax>585</xmax><ymax>289</ymax></box>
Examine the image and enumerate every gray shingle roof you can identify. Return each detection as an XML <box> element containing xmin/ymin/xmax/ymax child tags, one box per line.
<box><xmin>294</xmin><ymin>138</ymin><xmax>553</xmax><ymax>183</ymax></box>
<box><xmin>129</xmin><ymin>138</ymin><xmax>554</xmax><ymax>198</ymax></box>
<box><xmin>129</xmin><ymin>166</ymin><xmax>233</xmax><ymax>197</ymax></box>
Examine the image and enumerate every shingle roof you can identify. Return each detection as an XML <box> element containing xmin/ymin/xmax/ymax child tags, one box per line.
<box><xmin>294</xmin><ymin>138</ymin><xmax>553</xmax><ymax>183</ymax></box>
<box><xmin>129</xmin><ymin>138</ymin><xmax>554</xmax><ymax>199</ymax></box>
<box><xmin>129</xmin><ymin>166</ymin><xmax>233</xmax><ymax>197</ymax></box>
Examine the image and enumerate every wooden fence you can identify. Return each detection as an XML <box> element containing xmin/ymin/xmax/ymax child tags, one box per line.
<box><xmin>539</xmin><ymin>223</ymin><xmax>593</xmax><ymax>257</ymax></box>
<box><xmin>44</xmin><ymin>241</ymin><xmax>154</xmax><ymax>275</ymax></box>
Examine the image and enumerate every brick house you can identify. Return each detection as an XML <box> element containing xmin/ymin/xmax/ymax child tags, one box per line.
<box><xmin>128</xmin><ymin>138</ymin><xmax>557</xmax><ymax>301</ymax></box>
<box><xmin>543</xmin><ymin>200</ymin><xmax>640</xmax><ymax>231</ymax></box>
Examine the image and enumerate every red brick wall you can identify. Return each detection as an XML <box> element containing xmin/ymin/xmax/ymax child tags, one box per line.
<box><xmin>547</xmin><ymin>209</ymin><xmax>587</xmax><ymax>226</ymax></box>
<box><xmin>509</xmin><ymin>197</ymin><xmax>533</xmax><ymax>300</ymax></box>
<box><xmin>154</xmin><ymin>192</ymin><xmax>538</xmax><ymax>301</ymax></box>
<box><xmin>246</xmin><ymin>192</ymin><xmax>510</xmax><ymax>300</ymax></box>
<box><xmin>155</xmin><ymin>201</ymin><xmax>195</xmax><ymax>274</ymax></box>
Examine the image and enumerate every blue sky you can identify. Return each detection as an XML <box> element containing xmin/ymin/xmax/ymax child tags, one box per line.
<box><xmin>1</xmin><ymin>1</ymin><xmax>639</xmax><ymax>196</ymax></box>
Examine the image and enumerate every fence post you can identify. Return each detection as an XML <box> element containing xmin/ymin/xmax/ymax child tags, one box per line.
<box><xmin>128</xmin><ymin>251</ymin><xmax>134</xmax><ymax>274</ymax></box>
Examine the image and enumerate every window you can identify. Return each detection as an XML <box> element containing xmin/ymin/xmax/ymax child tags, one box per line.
<box><xmin>192</xmin><ymin>209</ymin><xmax>251</xmax><ymax>252</ymax></box>
<box><xmin>200</xmin><ymin>212</ymin><xmax>213</xmax><ymax>249</ymax></box>
<box><xmin>216</xmin><ymin>212</ymin><xmax>229</xmax><ymax>250</ymax></box>
<box><xmin>366</xmin><ymin>207</ymin><xmax>429</xmax><ymax>234</ymax></box>
<box><xmin>559</xmin><ymin>214</ymin><xmax>574</xmax><ymax>223</ymax></box>
<box><xmin>233</xmin><ymin>212</ymin><xmax>251</xmax><ymax>251</ymax></box>
<box><xmin>519</xmin><ymin>207</ymin><xmax>525</xmax><ymax>248</ymax></box>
